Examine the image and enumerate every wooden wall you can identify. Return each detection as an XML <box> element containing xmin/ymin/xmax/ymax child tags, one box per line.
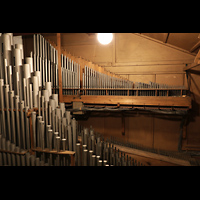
<box><xmin>42</xmin><ymin>33</ymin><xmax>199</xmax><ymax>152</ymax></box>
<box><xmin>186</xmin><ymin>65</ymin><xmax>200</xmax><ymax>148</ymax></box>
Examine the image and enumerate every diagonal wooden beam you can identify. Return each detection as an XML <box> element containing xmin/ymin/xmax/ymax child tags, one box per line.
<box><xmin>183</xmin><ymin>63</ymin><xmax>200</xmax><ymax>71</ymax></box>
<box><xmin>190</xmin><ymin>40</ymin><xmax>200</xmax><ymax>53</ymax></box>
<box><xmin>194</xmin><ymin>49</ymin><xmax>200</xmax><ymax>64</ymax></box>
<box><xmin>165</xmin><ymin>33</ymin><xmax>170</xmax><ymax>43</ymax></box>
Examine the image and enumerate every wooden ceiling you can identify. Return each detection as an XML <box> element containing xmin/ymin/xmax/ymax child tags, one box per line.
<box><xmin>85</xmin><ymin>33</ymin><xmax>200</xmax><ymax>54</ymax></box>
<box><xmin>13</xmin><ymin>33</ymin><xmax>200</xmax><ymax>54</ymax></box>
<box><xmin>139</xmin><ymin>33</ymin><xmax>200</xmax><ymax>54</ymax></box>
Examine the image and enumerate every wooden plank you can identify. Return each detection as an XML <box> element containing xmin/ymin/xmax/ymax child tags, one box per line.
<box><xmin>112</xmin><ymin>144</ymin><xmax>192</xmax><ymax>166</ymax></box>
<box><xmin>156</xmin><ymin>74</ymin><xmax>183</xmax><ymax>86</ymax></box>
<box><xmin>32</xmin><ymin>147</ymin><xmax>75</xmax><ymax>155</ymax></box>
<box><xmin>57</xmin><ymin>33</ymin><xmax>63</xmax><ymax>102</ymax></box>
<box><xmin>0</xmin><ymin>149</ymin><xmax>27</xmax><ymax>155</ymax></box>
<box><xmin>63</xmin><ymin>95</ymin><xmax>192</xmax><ymax>108</ymax></box>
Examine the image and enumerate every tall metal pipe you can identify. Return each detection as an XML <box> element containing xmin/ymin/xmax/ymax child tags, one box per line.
<box><xmin>4</xmin><ymin>84</ymin><xmax>11</xmax><ymax>141</ymax></box>
<box><xmin>40</xmin><ymin>120</ymin><xmax>45</xmax><ymax>150</ymax></box>
<box><xmin>46</xmin><ymin>125</ymin><xmax>51</xmax><ymax>149</ymax></box>
<box><xmin>62</xmin><ymin>138</ymin><xmax>66</xmax><ymax>151</ymax></box>
<box><xmin>14</xmin><ymin>95</ymin><xmax>21</xmax><ymax>148</ymax></box>
<box><xmin>53</xmin><ymin>132</ymin><xmax>59</xmax><ymax>150</ymax></box>
<box><xmin>56</xmin><ymin>136</ymin><xmax>60</xmax><ymax>152</ymax></box>
<box><xmin>32</xmin><ymin>76</ymin><xmax>39</xmax><ymax>108</ymax></box>
<box><xmin>48</xmin><ymin>129</ymin><xmax>53</xmax><ymax>151</ymax></box>
<box><xmin>0</xmin><ymin>79</ymin><xmax>6</xmax><ymax>138</ymax></box>
<box><xmin>68</xmin><ymin>125</ymin><xmax>72</xmax><ymax>151</ymax></box>
<box><xmin>83</xmin><ymin>149</ymin><xmax>88</xmax><ymax>166</ymax></box>
<box><xmin>25</xmin><ymin>106</ymin><xmax>30</xmax><ymax>149</ymax></box>
<box><xmin>72</xmin><ymin>118</ymin><xmax>77</xmax><ymax>151</ymax></box>
<box><xmin>36</xmin><ymin>116</ymin><xmax>42</xmax><ymax>147</ymax></box>
<box><xmin>20</xmin><ymin>101</ymin><xmax>25</xmax><ymax>149</ymax></box>
<box><xmin>31</xmin><ymin>111</ymin><xmax>36</xmax><ymax>149</ymax></box>
<box><xmin>11</xmin><ymin>143</ymin><xmax>16</xmax><ymax>166</ymax></box>
<box><xmin>75</xmin><ymin>143</ymin><xmax>81</xmax><ymax>166</ymax></box>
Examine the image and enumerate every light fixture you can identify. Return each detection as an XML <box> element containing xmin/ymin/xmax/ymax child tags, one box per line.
<box><xmin>97</xmin><ymin>33</ymin><xmax>113</xmax><ymax>45</ymax></box>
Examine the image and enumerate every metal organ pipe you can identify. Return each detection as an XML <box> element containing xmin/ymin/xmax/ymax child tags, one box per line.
<box><xmin>0</xmin><ymin>33</ymin><xmax>148</xmax><ymax>166</ymax></box>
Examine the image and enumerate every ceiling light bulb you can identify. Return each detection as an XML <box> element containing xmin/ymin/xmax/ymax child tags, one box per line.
<box><xmin>97</xmin><ymin>33</ymin><xmax>113</xmax><ymax>45</ymax></box>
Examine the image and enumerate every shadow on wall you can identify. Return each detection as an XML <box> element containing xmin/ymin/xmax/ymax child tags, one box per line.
<box><xmin>188</xmin><ymin>94</ymin><xmax>200</xmax><ymax>123</ymax></box>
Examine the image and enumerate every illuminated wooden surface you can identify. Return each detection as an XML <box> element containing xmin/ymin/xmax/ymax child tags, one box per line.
<box><xmin>63</xmin><ymin>95</ymin><xmax>192</xmax><ymax>109</ymax></box>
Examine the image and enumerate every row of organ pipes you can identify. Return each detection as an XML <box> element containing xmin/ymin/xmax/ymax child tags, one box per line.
<box><xmin>0</xmin><ymin>33</ymin><xmax>188</xmax><ymax>166</ymax></box>
<box><xmin>0</xmin><ymin>33</ymin><xmax>145</xmax><ymax>166</ymax></box>
<box><xmin>31</xmin><ymin>33</ymin><xmax>186</xmax><ymax>97</ymax></box>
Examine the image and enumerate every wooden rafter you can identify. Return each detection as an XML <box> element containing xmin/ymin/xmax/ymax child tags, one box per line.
<box><xmin>165</xmin><ymin>33</ymin><xmax>170</xmax><ymax>43</ymax></box>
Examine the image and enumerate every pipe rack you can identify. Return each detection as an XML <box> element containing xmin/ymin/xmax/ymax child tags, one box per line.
<box><xmin>42</xmin><ymin>34</ymin><xmax>191</xmax><ymax>110</ymax></box>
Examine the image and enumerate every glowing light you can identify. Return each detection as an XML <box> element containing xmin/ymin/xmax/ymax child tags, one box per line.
<box><xmin>97</xmin><ymin>33</ymin><xmax>113</xmax><ymax>45</ymax></box>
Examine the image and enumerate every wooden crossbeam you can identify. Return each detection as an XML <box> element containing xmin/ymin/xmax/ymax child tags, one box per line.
<box><xmin>183</xmin><ymin>63</ymin><xmax>200</xmax><ymax>71</ymax></box>
<box><xmin>62</xmin><ymin>95</ymin><xmax>192</xmax><ymax>109</ymax></box>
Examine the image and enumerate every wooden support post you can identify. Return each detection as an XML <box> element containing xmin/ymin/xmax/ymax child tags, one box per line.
<box><xmin>57</xmin><ymin>33</ymin><xmax>63</xmax><ymax>103</ymax></box>
<box><xmin>71</xmin><ymin>154</ymin><xmax>75</xmax><ymax>166</ymax></box>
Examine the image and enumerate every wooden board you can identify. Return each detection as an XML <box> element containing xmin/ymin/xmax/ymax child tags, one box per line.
<box><xmin>105</xmin><ymin>65</ymin><xmax>186</xmax><ymax>74</ymax></box>
<box><xmin>32</xmin><ymin>147</ymin><xmax>75</xmax><ymax>155</ymax></box>
<box><xmin>153</xmin><ymin>117</ymin><xmax>181</xmax><ymax>151</ymax></box>
<box><xmin>116</xmin><ymin>33</ymin><xmax>195</xmax><ymax>63</ymax></box>
<box><xmin>63</xmin><ymin>95</ymin><xmax>192</xmax><ymax>108</ymax></box>
<box><xmin>127</xmin><ymin>115</ymin><xmax>153</xmax><ymax>148</ymax></box>
<box><xmin>129</xmin><ymin>74</ymin><xmax>155</xmax><ymax>83</ymax></box>
<box><xmin>104</xmin><ymin>117</ymin><xmax>123</xmax><ymax>138</ymax></box>
<box><xmin>112</xmin><ymin>144</ymin><xmax>192</xmax><ymax>166</ymax></box>
<box><xmin>57</xmin><ymin>33</ymin><xmax>63</xmax><ymax>102</ymax></box>
<box><xmin>156</xmin><ymin>73</ymin><xmax>184</xmax><ymax>86</ymax></box>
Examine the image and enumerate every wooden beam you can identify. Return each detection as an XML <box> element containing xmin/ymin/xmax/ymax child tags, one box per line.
<box><xmin>62</xmin><ymin>95</ymin><xmax>192</xmax><ymax>109</ymax></box>
<box><xmin>183</xmin><ymin>63</ymin><xmax>200</xmax><ymax>71</ymax></box>
<box><xmin>32</xmin><ymin>147</ymin><xmax>75</xmax><ymax>155</ymax></box>
<box><xmin>57</xmin><ymin>33</ymin><xmax>63</xmax><ymax>102</ymax></box>
<box><xmin>194</xmin><ymin>49</ymin><xmax>200</xmax><ymax>64</ymax></box>
<box><xmin>190</xmin><ymin>40</ymin><xmax>200</xmax><ymax>52</ymax></box>
<box><xmin>165</xmin><ymin>33</ymin><xmax>170</xmax><ymax>43</ymax></box>
<box><xmin>112</xmin><ymin>144</ymin><xmax>192</xmax><ymax>166</ymax></box>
